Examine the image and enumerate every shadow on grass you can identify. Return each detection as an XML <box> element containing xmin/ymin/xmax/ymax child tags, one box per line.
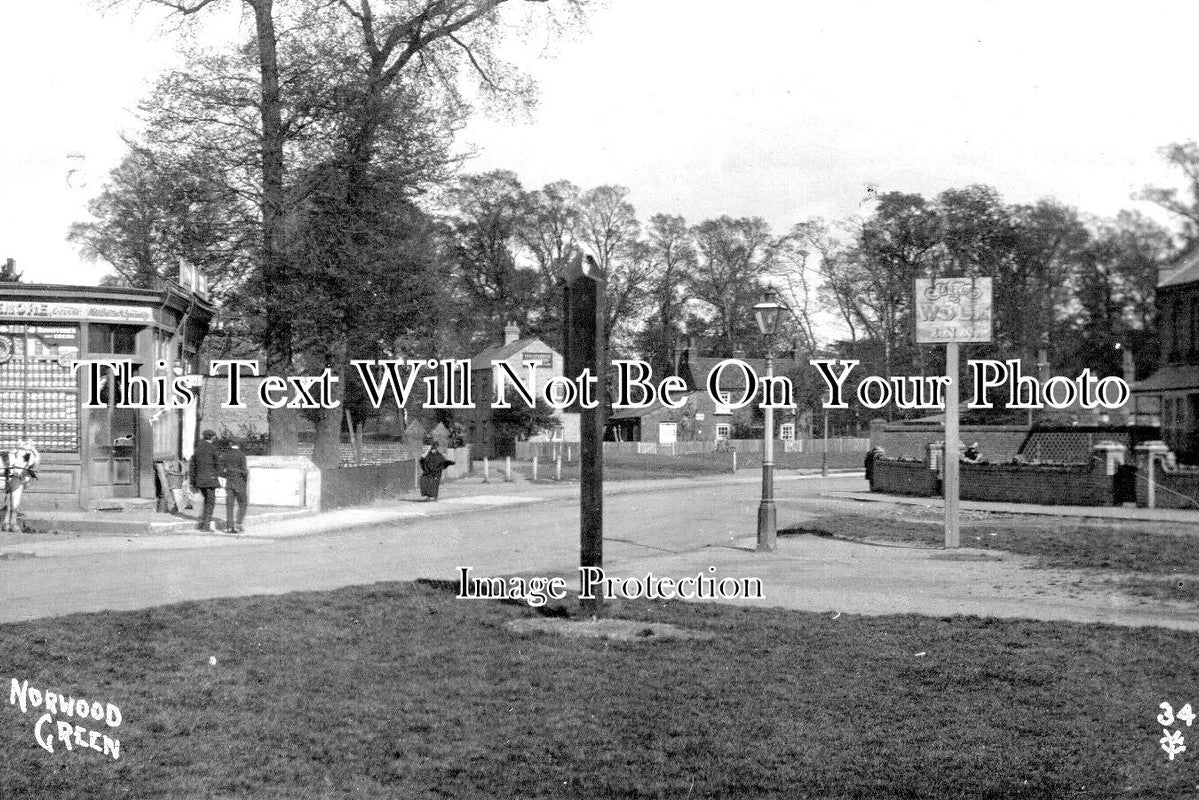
<box><xmin>0</xmin><ymin>580</ymin><xmax>1193</xmax><ymax>799</ymax></box>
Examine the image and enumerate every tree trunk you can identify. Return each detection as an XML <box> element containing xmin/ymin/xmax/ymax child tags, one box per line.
<box><xmin>251</xmin><ymin>0</ymin><xmax>298</xmax><ymax>455</ymax></box>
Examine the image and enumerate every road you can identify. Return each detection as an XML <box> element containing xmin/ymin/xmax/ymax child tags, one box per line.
<box><xmin>3</xmin><ymin>473</ymin><xmax>1198</xmax><ymax>630</ymax></box>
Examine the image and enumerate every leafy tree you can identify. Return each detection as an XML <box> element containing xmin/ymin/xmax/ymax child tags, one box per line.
<box><xmin>445</xmin><ymin>170</ymin><xmax>542</xmax><ymax>351</ymax></box>
<box><xmin>92</xmin><ymin>0</ymin><xmax>590</xmax><ymax>458</ymax></box>
<box><xmin>634</xmin><ymin>213</ymin><xmax>695</xmax><ymax>376</ymax></box>
<box><xmin>687</xmin><ymin>216</ymin><xmax>777</xmax><ymax>354</ymax></box>
<box><xmin>490</xmin><ymin>399</ymin><xmax>558</xmax><ymax>440</ymax></box>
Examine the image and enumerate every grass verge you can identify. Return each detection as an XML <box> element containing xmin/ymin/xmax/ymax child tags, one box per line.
<box><xmin>1</xmin><ymin>581</ymin><xmax>1197</xmax><ymax>799</ymax></box>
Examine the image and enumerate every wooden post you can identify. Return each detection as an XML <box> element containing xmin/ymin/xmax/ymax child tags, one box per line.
<box><xmin>1146</xmin><ymin>453</ymin><xmax>1156</xmax><ymax>509</ymax></box>
<box><xmin>944</xmin><ymin>341</ymin><xmax>960</xmax><ymax>548</ymax></box>
<box><xmin>821</xmin><ymin>412</ymin><xmax>829</xmax><ymax>477</ymax></box>
<box><xmin>563</xmin><ymin>253</ymin><xmax>606</xmax><ymax>613</ymax></box>
<box><xmin>482</xmin><ymin>457</ymin><xmax>489</xmax><ymax>483</ymax></box>
<box><xmin>556</xmin><ymin>455</ymin><xmax>562</xmax><ymax>481</ymax></box>
<box><xmin>505</xmin><ymin>456</ymin><xmax>512</xmax><ymax>482</ymax></box>
<box><xmin>532</xmin><ymin>455</ymin><xmax>538</xmax><ymax>482</ymax></box>
<box><xmin>731</xmin><ymin>450</ymin><xmax>737</xmax><ymax>473</ymax></box>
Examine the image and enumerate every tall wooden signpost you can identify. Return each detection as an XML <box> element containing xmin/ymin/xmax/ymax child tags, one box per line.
<box><xmin>914</xmin><ymin>277</ymin><xmax>992</xmax><ymax>549</ymax></box>
<box><xmin>563</xmin><ymin>254</ymin><xmax>605</xmax><ymax>611</ymax></box>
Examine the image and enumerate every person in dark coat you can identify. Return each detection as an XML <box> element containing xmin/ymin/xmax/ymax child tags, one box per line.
<box><xmin>418</xmin><ymin>441</ymin><xmax>454</xmax><ymax>501</ymax></box>
<box><xmin>191</xmin><ymin>429</ymin><xmax>221</xmax><ymax>531</ymax></box>
<box><xmin>221</xmin><ymin>441</ymin><xmax>250</xmax><ymax>533</ymax></box>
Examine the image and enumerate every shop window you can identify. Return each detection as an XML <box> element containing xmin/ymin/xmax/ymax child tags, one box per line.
<box><xmin>0</xmin><ymin>324</ymin><xmax>80</xmax><ymax>452</ymax></box>
<box><xmin>88</xmin><ymin>324</ymin><xmax>139</xmax><ymax>355</ymax></box>
<box><xmin>715</xmin><ymin>424</ymin><xmax>731</xmax><ymax>441</ymax></box>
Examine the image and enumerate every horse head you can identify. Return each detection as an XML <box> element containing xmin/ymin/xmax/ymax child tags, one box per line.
<box><xmin>3</xmin><ymin>441</ymin><xmax>40</xmax><ymax>484</ymax></box>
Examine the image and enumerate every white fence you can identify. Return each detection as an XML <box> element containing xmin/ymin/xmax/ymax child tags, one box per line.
<box><xmin>515</xmin><ymin>438</ymin><xmax>871</xmax><ymax>461</ymax></box>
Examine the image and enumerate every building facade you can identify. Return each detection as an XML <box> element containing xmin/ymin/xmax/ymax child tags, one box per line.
<box><xmin>466</xmin><ymin>322</ymin><xmax>580</xmax><ymax>457</ymax></box>
<box><xmin>606</xmin><ymin>346</ymin><xmax>802</xmax><ymax>444</ymax></box>
<box><xmin>1132</xmin><ymin>252</ymin><xmax>1199</xmax><ymax>460</ymax></box>
<box><xmin>0</xmin><ymin>281</ymin><xmax>215</xmax><ymax>509</ymax></box>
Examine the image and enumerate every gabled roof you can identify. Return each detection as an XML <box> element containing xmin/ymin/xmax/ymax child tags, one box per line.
<box><xmin>1159</xmin><ymin>246</ymin><xmax>1199</xmax><ymax>289</ymax></box>
<box><xmin>1131</xmin><ymin>365</ymin><xmax>1199</xmax><ymax>393</ymax></box>
<box><xmin>470</xmin><ymin>337</ymin><xmax>557</xmax><ymax>370</ymax></box>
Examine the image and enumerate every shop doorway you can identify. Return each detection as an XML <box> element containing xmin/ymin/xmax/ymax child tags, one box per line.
<box><xmin>87</xmin><ymin>368</ymin><xmax>139</xmax><ymax>498</ymax></box>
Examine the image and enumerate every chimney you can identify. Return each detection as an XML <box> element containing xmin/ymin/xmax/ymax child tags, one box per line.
<box><xmin>1122</xmin><ymin>347</ymin><xmax>1135</xmax><ymax>385</ymax></box>
<box><xmin>503</xmin><ymin>321</ymin><xmax>520</xmax><ymax>346</ymax></box>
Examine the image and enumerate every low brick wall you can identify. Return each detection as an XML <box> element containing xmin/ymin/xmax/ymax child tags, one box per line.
<box><xmin>960</xmin><ymin>460</ymin><xmax>1113</xmax><ymax>506</ymax></box>
<box><xmin>320</xmin><ymin>460</ymin><xmax>416</xmax><ymax>510</ymax></box>
<box><xmin>1134</xmin><ymin>466</ymin><xmax>1199</xmax><ymax>510</ymax></box>
<box><xmin>300</xmin><ymin>444</ymin><xmax>471</xmax><ymax>479</ymax></box>
<box><xmin>871</xmin><ymin>457</ymin><xmax>1116</xmax><ymax>506</ymax></box>
<box><xmin>870</xmin><ymin>458</ymin><xmax>938</xmax><ymax>496</ymax></box>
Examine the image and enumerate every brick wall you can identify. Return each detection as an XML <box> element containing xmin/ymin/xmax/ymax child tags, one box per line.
<box><xmin>870</xmin><ymin>422</ymin><xmax>1028</xmax><ymax>461</ymax></box>
<box><xmin>297</xmin><ymin>444</ymin><xmax>471</xmax><ymax>478</ymax></box>
<box><xmin>871</xmin><ymin>456</ymin><xmax>1116</xmax><ymax>506</ymax></box>
<box><xmin>320</xmin><ymin>460</ymin><xmax>417</xmax><ymax>510</ymax></box>
<box><xmin>871</xmin><ymin>458</ymin><xmax>939</xmax><ymax>496</ymax></box>
<box><xmin>1134</xmin><ymin>465</ymin><xmax>1199</xmax><ymax>510</ymax></box>
<box><xmin>199</xmin><ymin>376</ymin><xmax>270</xmax><ymax>437</ymax></box>
<box><xmin>960</xmin><ymin>460</ymin><xmax>1113</xmax><ymax>506</ymax></box>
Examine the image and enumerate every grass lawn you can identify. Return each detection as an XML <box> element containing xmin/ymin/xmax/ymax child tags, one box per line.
<box><xmin>2</xmin><ymin>581</ymin><xmax>1198</xmax><ymax>799</ymax></box>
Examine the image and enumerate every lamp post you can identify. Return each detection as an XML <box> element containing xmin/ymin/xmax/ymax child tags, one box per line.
<box><xmin>753</xmin><ymin>289</ymin><xmax>784</xmax><ymax>552</ymax></box>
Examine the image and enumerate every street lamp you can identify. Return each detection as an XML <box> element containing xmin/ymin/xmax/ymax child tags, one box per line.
<box><xmin>753</xmin><ymin>289</ymin><xmax>784</xmax><ymax>552</ymax></box>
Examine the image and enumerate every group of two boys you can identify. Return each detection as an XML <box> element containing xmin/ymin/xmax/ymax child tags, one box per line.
<box><xmin>190</xmin><ymin>429</ymin><xmax>249</xmax><ymax>533</ymax></box>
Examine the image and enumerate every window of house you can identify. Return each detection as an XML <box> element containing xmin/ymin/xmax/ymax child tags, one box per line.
<box><xmin>715</xmin><ymin>424</ymin><xmax>731</xmax><ymax>441</ymax></box>
<box><xmin>780</xmin><ymin>423</ymin><xmax>795</xmax><ymax>441</ymax></box>
<box><xmin>714</xmin><ymin>391</ymin><xmax>733</xmax><ymax>415</ymax></box>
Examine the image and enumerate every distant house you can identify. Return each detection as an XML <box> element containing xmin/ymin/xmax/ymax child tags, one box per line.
<box><xmin>1132</xmin><ymin>249</ymin><xmax>1199</xmax><ymax>459</ymax></box>
<box><xmin>606</xmin><ymin>343</ymin><xmax>803</xmax><ymax>444</ymax></box>
<box><xmin>465</xmin><ymin>322</ymin><xmax>579</xmax><ymax>457</ymax></box>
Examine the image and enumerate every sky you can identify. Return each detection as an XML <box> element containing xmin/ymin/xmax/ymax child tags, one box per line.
<box><xmin>2</xmin><ymin>1</ymin><xmax>1198</xmax><ymax>287</ymax></box>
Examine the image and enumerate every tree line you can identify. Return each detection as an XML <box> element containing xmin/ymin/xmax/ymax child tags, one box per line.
<box><xmin>66</xmin><ymin>1</ymin><xmax>1199</xmax><ymax>457</ymax></box>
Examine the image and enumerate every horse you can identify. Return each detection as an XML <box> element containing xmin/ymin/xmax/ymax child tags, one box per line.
<box><xmin>0</xmin><ymin>441</ymin><xmax>39</xmax><ymax>532</ymax></box>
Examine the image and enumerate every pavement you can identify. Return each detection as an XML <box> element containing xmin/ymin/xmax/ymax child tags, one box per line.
<box><xmin>2</xmin><ymin>470</ymin><xmax>1198</xmax><ymax>631</ymax></box>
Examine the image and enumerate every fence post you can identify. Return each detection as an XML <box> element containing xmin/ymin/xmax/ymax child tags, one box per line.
<box><xmin>1147</xmin><ymin>455</ymin><xmax>1156</xmax><ymax>509</ymax></box>
<box><xmin>505</xmin><ymin>456</ymin><xmax>512</xmax><ymax>482</ymax></box>
<box><xmin>483</xmin><ymin>457</ymin><xmax>489</xmax><ymax>483</ymax></box>
<box><xmin>732</xmin><ymin>450</ymin><xmax>737</xmax><ymax>474</ymax></box>
<box><xmin>533</xmin><ymin>455</ymin><xmax>538</xmax><ymax>482</ymax></box>
<box><xmin>556</xmin><ymin>455</ymin><xmax>562</xmax><ymax>481</ymax></box>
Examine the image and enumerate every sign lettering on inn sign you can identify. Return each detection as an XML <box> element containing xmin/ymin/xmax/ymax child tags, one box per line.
<box><xmin>914</xmin><ymin>277</ymin><xmax>993</xmax><ymax>344</ymax></box>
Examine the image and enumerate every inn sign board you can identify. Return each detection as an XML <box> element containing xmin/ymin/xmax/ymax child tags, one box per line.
<box><xmin>914</xmin><ymin>277</ymin><xmax>993</xmax><ymax>344</ymax></box>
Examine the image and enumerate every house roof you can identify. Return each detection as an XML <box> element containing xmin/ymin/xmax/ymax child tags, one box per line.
<box><xmin>470</xmin><ymin>337</ymin><xmax>557</xmax><ymax>370</ymax></box>
<box><xmin>1159</xmin><ymin>246</ymin><xmax>1199</xmax><ymax>289</ymax></box>
<box><xmin>688</xmin><ymin>356</ymin><xmax>772</xmax><ymax>391</ymax></box>
<box><xmin>1131</xmin><ymin>365</ymin><xmax>1199</xmax><ymax>393</ymax></box>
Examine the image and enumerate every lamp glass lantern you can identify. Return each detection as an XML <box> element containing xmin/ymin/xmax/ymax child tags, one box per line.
<box><xmin>753</xmin><ymin>290</ymin><xmax>782</xmax><ymax>338</ymax></box>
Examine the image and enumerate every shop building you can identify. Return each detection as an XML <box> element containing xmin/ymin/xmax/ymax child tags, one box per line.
<box><xmin>0</xmin><ymin>281</ymin><xmax>215</xmax><ymax>509</ymax></box>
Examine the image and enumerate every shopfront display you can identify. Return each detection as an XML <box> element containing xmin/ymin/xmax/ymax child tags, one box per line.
<box><xmin>0</xmin><ymin>282</ymin><xmax>214</xmax><ymax>509</ymax></box>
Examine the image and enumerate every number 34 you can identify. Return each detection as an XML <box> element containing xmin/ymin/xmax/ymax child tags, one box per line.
<box><xmin>1159</xmin><ymin>702</ymin><xmax>1196</xmax><ymax>727</ymax></box>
